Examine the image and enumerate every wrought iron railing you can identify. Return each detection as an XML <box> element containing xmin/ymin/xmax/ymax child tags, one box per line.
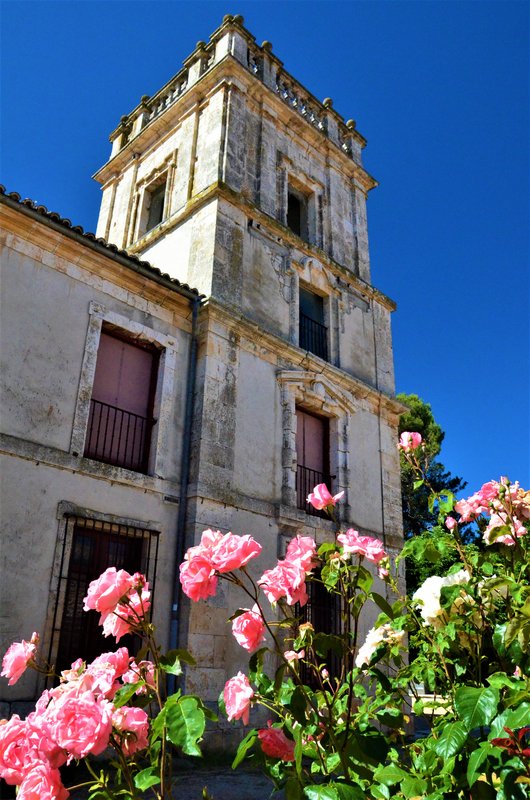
<box><xmin>296</xmin><ymin>465</ymin><xmax>332</xmax><ymax>518</ymax></box>
<box><xmin>297</xmin><ymin>572</ymin><xmax>345</xmax><ymax>688</ymax></box>
<box><xmin>299</xmin><ymin>311</ymin><xmax>328</xmax><ymax>361</ymax></box>
<box><xmin>84</xmin><ymin>399</ymin><xmax>154</xmax><ymax>474</ymax></box>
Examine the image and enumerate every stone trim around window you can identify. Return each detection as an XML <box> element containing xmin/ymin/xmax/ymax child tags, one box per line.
<box><xmin>277</xmin><ymin>369</ymin><xmax>355</xmax><ymax>519</ymax></box>
<box><xmin>70</xmin><ymin>300</ymin><xmax>179</xmax><ymax>478</ymax></box>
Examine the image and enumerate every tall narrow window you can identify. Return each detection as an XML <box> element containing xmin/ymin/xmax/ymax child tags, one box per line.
<box><xmin>299</xmin><ymin>287</ymin><xmax>328</xmax><ymax>360</ymax></box>
<box><xmin>51</xmin><ymin>518</ymin><xmax>159</xmax><ymax>674</ymax></box>
<box><xmin>84</xmin><ymin>330</ymin><xmax>159</xmax><ymax>473</ymax></box>
<box><xmin>297</xmin><ymin>571</ymin><xmax>344</xmax><ymax>689</ymax></box>
<box><xmin>296</xmin><ymin>407</ymin><xmax>330</xmax><ymax>516</ymax></box>
<box><xmin>287</xmin><ymin>186</ymin><xmax>309</xmax><ymax>240</ymax></box>
<box><xmin>146</xmin><ymin>181</ymin><xmax>166</xmax><ymax>232</ymax></box>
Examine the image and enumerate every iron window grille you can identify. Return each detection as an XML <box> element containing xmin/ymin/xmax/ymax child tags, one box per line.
<box><xmin>296</xmin><ymin>571</ymin><xmax>345</xmax><ymax>689</ymax></box>
<box><xmin>296</xmin><ymin>465</ymin><xmax>333</xmax><ymax>518</ymax></box>
<box><xmin>299</xmin><ymin>311</ymin><xmax>328</xmax><ymax>361</ymax></box>
<box><xmin>84</xmin><ymin>398</ymin><xmax>155</xmax><ymax>474</ymax></box>
<box><xmin>48</xmin><ymin>516</ymin><xmax>159</xmax><ymax>678</ymax></box>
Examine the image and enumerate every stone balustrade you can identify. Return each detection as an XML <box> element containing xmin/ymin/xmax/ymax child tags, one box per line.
<box><xmin>109</xmin><ymin>15</ymin><xmax>365</xmax><ymax>166</ymax></box>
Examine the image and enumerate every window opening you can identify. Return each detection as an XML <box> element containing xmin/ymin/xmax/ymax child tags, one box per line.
<box><xmin>49</xmin><ymin>517</ymin><xmax>159</xmax><ymax>676</ymax></box>
<box><xmin>146</xmin><ymin>181</ymin><xmax>166</xmax><ymax>232</ymax></box>
<box><xmin>299</xmin><ymin>287</ymin><xmax>328</xmax><ymax>360</ymax></box>
<box><xmin>287</xmin><ymin>186</ymin><xmax>309</xmax><ymax>240</ymax></box>
<box><xmin>296</xmin><ymin>570</ymin><xmax>344</xmax><ymax>689</ymax></box>
<box><xmin>84</xmin><ymin>330</ymin><xmax>159</xmax><ymax>473</ymax></box>
<box><xmin>295</xmin><ymin>407</ymin><xmax>331</xmax><ymax>516</ymax></box>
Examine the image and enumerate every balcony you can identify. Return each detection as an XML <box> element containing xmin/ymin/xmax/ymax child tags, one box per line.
<box><xmin>299</xmin><ymin>311</ymin><xmax>328</xmax><ymax>361</ymax></box>
<box><xmin>296</xmin><ymin>465</ymin><xmax>333</xmax><ymax>518</ymax></box>
<box><xmin>84</xmin><ymin>399</ymin><xmax>154</xmax><ymax>474</ymax></box>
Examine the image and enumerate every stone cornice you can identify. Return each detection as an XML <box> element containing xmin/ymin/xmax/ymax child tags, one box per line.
<box><xmin>0</xmin><ymin>201</ymin><xmax>198</xmax><ymax>324</ymax></box>
<box><xmin>127</xmin><ymin>180</ymin><xmax>396</xmax><ymax>313</ymax></box>
<box><xmin>201</xmin><ymin>298</ymin><xmax>405</xmax><ymax>420</ymax></box>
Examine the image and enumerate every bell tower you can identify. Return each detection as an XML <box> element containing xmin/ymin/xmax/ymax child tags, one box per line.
<box><xmin>94</xmin><ymin>15</ymin><xmax>404</xmax><ymax>702</ymax></box>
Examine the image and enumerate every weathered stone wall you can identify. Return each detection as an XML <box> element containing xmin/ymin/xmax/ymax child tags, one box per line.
<box><xmin>0</xmin><ymin>208</ymin><xmax>194</xmax><ymax>705</ymax></box>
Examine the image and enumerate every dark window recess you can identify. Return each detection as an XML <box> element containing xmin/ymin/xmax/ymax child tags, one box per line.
<box><xmin>84</xmin><ymin>331</ymin><xmax>159</xmax><ymax>473</ymax></box>
<box><xmin>296</xmin><ymin>408</ymin><xmax>331</xmax><ymax>517</ymax></box>
<box><xmin>287</xmin><ymin>187</ymin><xmax>309</xmax><ymax>240</ymax></box>
<box><xmin>299</xmin><ymin>287</ymin><xmax>328</xmax><ymax>360</ymax></box>
<box><xmin>296</xmin><ymin>571</ymin><xmax>345</xmax><ymax>689</ymax></box>
<box><xmin>146</xmin><ymin>182</ymin><xmax>166</xmax><ymax>232</ymax></box>
<box><xmin>49</xmin><ymin>517</ymin><xmax>159</xmax><ymax>676</ymax></box>
<box><xmin>287</xmin><ymin>191</ymin><xmax>302</xmax><ymax>236</ymax></box>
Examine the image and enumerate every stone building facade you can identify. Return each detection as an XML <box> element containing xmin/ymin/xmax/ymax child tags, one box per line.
<box><xmin>1</xmin><ymin>15</ymin><xmax>404</xmax><ymax>728</ymax></box>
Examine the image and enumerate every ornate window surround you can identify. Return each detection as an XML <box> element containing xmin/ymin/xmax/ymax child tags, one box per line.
<box><xmin>70</xmin><ymin>300</ymin><xmax>179</xmax><ymax>478</ymax></box>
<box><xmin>128</xmin><ymin>152</ymin><xmax>178</xmax><ymax>244</ymax></box>
<box><xmin>277</xmin><ymin>369</ymin><xmax>355</xmax><ymax>524</ymax></box>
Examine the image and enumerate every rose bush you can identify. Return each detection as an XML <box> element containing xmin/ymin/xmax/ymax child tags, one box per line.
<box><xmin>0</xmin><ymin>567</ymin><xmax>211</xmax><ymax>799</ymax></box>
<box><xmin>2</xmin><ymin>436</ymin><xmax>529</xmax><ymax>799</ymax></box>
<box><xmin>175</xmin><ymin>437</ymin><xmax>529</xmax><ymax>800</ymax></box>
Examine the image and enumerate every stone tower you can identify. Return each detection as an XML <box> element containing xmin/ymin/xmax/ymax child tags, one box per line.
<box><xmin>94</xmin><ymin>15</ymin><xmax>404</xmax><ymax>709</ymax></box>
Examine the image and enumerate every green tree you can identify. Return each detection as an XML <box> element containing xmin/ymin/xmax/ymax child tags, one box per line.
<box><xmin>397</xmin><ymin>393</ymin><xmax>469</xmax><ymax>589</ymax></box>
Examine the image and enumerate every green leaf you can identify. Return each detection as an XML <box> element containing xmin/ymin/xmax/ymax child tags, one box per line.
<box><xmin>376</xmin><ymin>707</ymin><xmax>403</xmax><ymax>728</ymax></box>
<box><xmin>400</xmin><ymin>776</ymin><xmax>428</xmax><ymax>798</ymax></box>
<box><xmin>373</xmin><ymin>764</ymin><xmax>408</xmax><ymax>786</ymax></box>
<box><xmin>134</xmin><ymin>766</ymin><xmax>161</xmax><ymax>791</ymax></box>
<box><xmin>413</xmin><ymin>479</ymin><xmax>424</xmax><ymax>490</ymax></box>
<box><xmin>159</xmin><ymin>648</ymin><xmax>196</xmax><ymax>676</ymax></box>
<box><xmin>335</xmin><ymin>785</ymin><xmax>365</xmax><ymax>800</ymax></box>
<box><xmin>454</xmin><ymin>687</ymin><xmax>499</xmax><ymax>730</ymax></box>
<box><xmin>304</xmin><ymin>786</ymin><xmax>339</xmax><ymax>800</ymax></box>
<box><xmin>112</xmin><ymin>681</ymin><xmax>144</xmax><ymax>708</ymax></box>
<box><xmin>289</xmin><ymin>685</ymin><xmax>308</xmax><ymax>725</ymax></box>
<box><xmin>370</xmin><ymin>592</ymin><xmax>394</xmax><ymax>619</ymax></box>
<box><xmin>467</xmin><ymin>746</ymin><xmax>490</xmax><ymax>788</ymax></box>
<box><xmin>488</xmin><ymin>702</ymin><xmax>530</xmax><ymax>738</ymax></box>
<box><xmin>231</xmin><ymin>728</ymin><xmax>257</xmax><ymax>768</ymax></box>
<box><xmin>432</xmin><ymin>721</ymin><xmax>467</xmax><ymax>758</ymax></box>
<box><xmin>166</xmin><ymin>695</ymin><xmax>205</xmax><ymax>756</ymax></box>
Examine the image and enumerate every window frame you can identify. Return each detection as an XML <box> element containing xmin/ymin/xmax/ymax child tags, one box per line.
<box><xmin>84</xmin><ymin>327</ymin><xmax>160</xmax><ymax>474</ymax></box>
<box><xmin>70</xmin><ymin>301</ymin><xmax>179</xmax><ymax>478</ymax></box>
<box><xmin>44</xmin><ymin>506</ymin><xmax>159</xmax><ymax>680</ymax></box>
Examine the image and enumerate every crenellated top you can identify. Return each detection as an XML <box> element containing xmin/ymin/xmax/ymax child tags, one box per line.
<box><xmin>106</xmin><ymin>14</ymin><xmax>367</xmax><ymax>166</ymax></box>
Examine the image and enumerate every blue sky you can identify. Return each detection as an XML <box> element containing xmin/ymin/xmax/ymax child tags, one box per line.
<box><xmin>2</xmin><ymin>1</ymin><xmax>528</xmax><ymax>493</ymax></box>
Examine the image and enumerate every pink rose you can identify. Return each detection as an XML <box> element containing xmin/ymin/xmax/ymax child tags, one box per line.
<box><xmin>0</xmin><ymin>715</ymin><xmax>38</xmax><ymax>784</ymax></box>
<box><xmin>258</xmin><ymin>561</ymin><xmax>308</xmax><ymax>606</ymax></box>
<box><xmin>210</xmin><ymin>533</ymin><xmax>262</xmax><ymax>573</ymax></box>
<box><xmin>112</xmin><ymin>705</ymin><xmax>149</xmax><ymax>756</ymax></box>
<box><xmin>484</xmin><ymin>512</ymin><xmax>526</xmax><ymax>546</ymax></box>
<box><xmin>337</xmin><ymin>529</ymin><xmax>387</xmax><ymax>564</ymax></box>
<box><xmin>85</xmin><ymin>648</ymin><xmax>130</xmax><ymax>697</ymax></box>
<box><xmin>445</xmin><ymin>516</ymin><xmax>457</xmax><ymax>531</ymax></box>
<box><xmin>199</xmin><ymin>528</ymin><xmax>224</xmax><ymax>550</ymax></box>
<box><xmin>1</xmin><ymin>633</ymin><xmax>38</xmax><ymax>686</ymax></box>
<box><xmin>50</xmin><ymin>691</ymin><xmax>113</xmax><ymax>759</ymax></box>
<box><xmin>398</xmin><ymin>431</ymin><xmax>422</xmax><ymax>452</ymax></box>
<box><xmin>179</xmin><ymin>554</ymin><xmax>218</xmax><ymax>601</ymax></box>
<box><xmin>232</xmin><ymin>606</ymin><xmax>266</xmax><ymax>653</ymax></box>
<box><xmin>100</xmin><ymin>588</ymin><xmax>150</xmax><ymax>642</ymax></box>
<box><xmin>122</xmin><ymin>659</ymin><xmax>156</xmax><ymax>694</ymax></box>
<box><xmin>306</xmin><ymin>483</ymin><xmax>345</xmax><ymax>511</ymax></box>
<box><xmin>258</xmin><ymin>722</ymin><xmax>295</xmax><ymax>761</ymax></box>
<box><xmin>83</xmin><ymin>568</ymin><xmax>135</xmax><ymax>614</ymax></box>
<box><xmin>25</xmin><ymin>708</ymin><xmax>67</xmax><ymax>770</ymax></box>
<box><xmin>224</xmin><ymin>672</ymin><xmax>254</xmax><ymax>725</ymax></box>
<box><xmin>285</xmin><ymin>536</ymin><xmax>318</xmax><ymax>572</ymax></box>
<box><xmin>17</xmin><ymin>761</ymin><xmax>69</xmax><ymax>800</ymax></box>
<box><xmin>284</xmin><ymin>649</ymin><xmax>304</xmax><ymax>663</ymax></box>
